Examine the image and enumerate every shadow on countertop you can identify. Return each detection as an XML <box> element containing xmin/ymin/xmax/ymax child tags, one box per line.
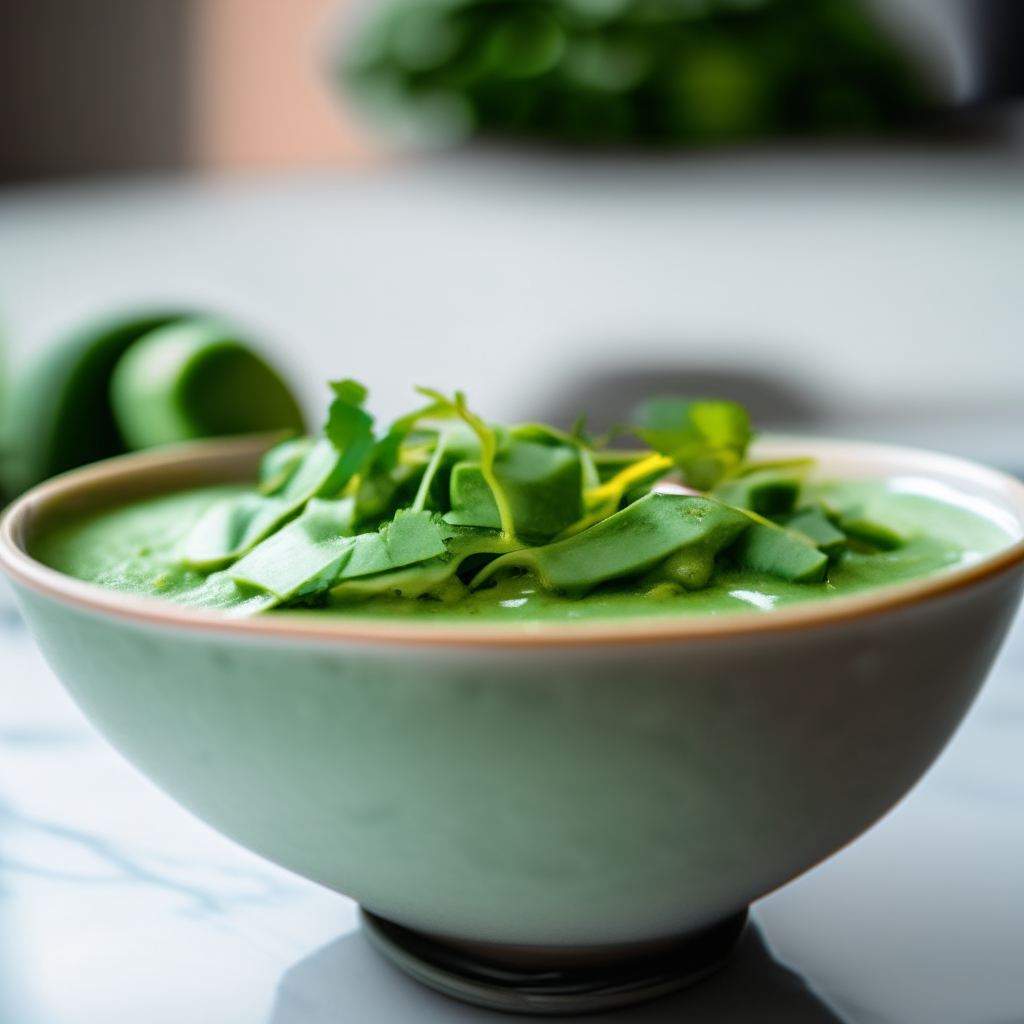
<box><xmin>269</xmin><ymin>923</ymin><xmax>844</xmax><ymax>1024</ymax></box>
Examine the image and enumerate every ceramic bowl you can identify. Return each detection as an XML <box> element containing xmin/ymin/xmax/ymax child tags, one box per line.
<box><xmin>3</xmin><ymin>436</ymin><xmax>1024</xmax><ymax>954</ymax></box>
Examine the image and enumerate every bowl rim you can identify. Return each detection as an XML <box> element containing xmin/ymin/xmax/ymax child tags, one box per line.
<box><xmin>4</xmin><ymin>433</ymin><xmax>1024</xmax><ymax>649</ymax></box>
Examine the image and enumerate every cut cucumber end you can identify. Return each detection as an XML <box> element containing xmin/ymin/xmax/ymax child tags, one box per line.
<box><xmin>110</xmin><ymin>319</ymin><xmax>305</xmax><ymax>450</ymax></box>
<box><xmin>0</xmin><ymin>312</ymin><xmax>189</xmax><ymax>497</ymax></box>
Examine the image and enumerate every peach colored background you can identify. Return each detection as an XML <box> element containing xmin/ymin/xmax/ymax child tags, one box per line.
<box><xmin>192</xmin><ymin>0</ymin><xmax>372</xmax><ymax>170</ymax></box>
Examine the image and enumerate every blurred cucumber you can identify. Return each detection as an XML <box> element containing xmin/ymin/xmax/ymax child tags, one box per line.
<box><xmin>109</xmin><ymin>318</ymin><xmax>306</xmax><ymax>450</ymax></box>
<box><xmin>0</xmin><ymin>312</ymin><xmax>188</xmax><ymax>499</ymax></box>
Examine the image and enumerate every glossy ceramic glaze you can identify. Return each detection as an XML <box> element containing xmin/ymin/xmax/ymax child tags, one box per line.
<box><xmin>3</xmin><ymin>436</ymin><xmax>1024</xmax><ymax>949</ymax></box>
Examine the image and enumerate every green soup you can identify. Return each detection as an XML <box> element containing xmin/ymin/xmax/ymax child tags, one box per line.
<box><xmin>34</xmin><ymin>476</ymin><xmax>1012</xmax><ymax>622</ymax></box>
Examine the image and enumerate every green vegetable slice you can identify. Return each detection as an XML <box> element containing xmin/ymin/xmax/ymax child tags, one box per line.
<box><xmin>444</xmin><ymin>439</ymin><xmax>583</xmax><ymax>541</ymax></box>
<box><xmin>328</xmin><ymin>558</ymin><xmax>462</xmax><ymax>604</ymax></box>
<box><xmin>229</xmin><ymin>505</ymin><xmax>448</xmax><ymax>601</ymax></box>
<box><xmin>326</xmin><ymin>522</ymin><xmax>531</xmax><ymax>604</ymax></box>
<box><xmin>786</xmin><ymin>505</ymin><xmax>847</xmax><ymax>560</ymax></box>
<box><xmin>259</xmin><ymin>437</ymin><xmax>314</xmax><ymax>494</ymax></box>
<box><xmin>0</xmin><ymin>311</ymin><xmax>188</xmax><ymax>498</ymax></box>
<box><xmin>472</xmin><ymin>493</ymin><xmax>751</xmax><ymax>597</ymax></box>
<box><xmin>109</xmin><ymin>318</ymin><xmax>305</xmax><ymax>450</ymax></box>
<box><xmin>229</xmin><ymin>498</ymin><xmax>357</xmax><ymax>600</ymax></box>
<box><xmin>182</xmin><ymin>437</ymin><xmax>341</xmax><ymax>568</ymax></box>
<box><xmin>382</xmin><ymin>508</ymin><xmax>450</xmax><ymax>566</ymax></box>
<box><xmin>837</xmin><ymin>508</ymin><xmax>910</xmax><ymax>551</ymax></box>
<box><xmin>712</xmin><ymin>468</ymin><xmax>803</xmax><ymax>519</ymax></box>
<box><xmin>332</xmin><ymin>509</ymin><xmax>449</xmax><ymax>583</ymax></box>
<box><xmin>731</xmin><ymin>518</ymin><xmax>828</xmax><ymax>583</ymax></box>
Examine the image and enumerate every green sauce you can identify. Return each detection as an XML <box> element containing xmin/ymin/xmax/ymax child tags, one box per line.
<box><xmin>34</xmin><ymin>477</ymin><xmax>1012</xmax><ymax>622</ymax></box>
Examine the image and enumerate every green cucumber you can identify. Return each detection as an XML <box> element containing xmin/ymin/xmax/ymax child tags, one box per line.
<box><xmin>0</xmin><ymin>311</ymin><xmax>188</xmax><ymax>498</ymax></box>
<box><xmin>109</xmin><ymin>318</ymin><xmax>305</xmax><ymax>450</ymax></box>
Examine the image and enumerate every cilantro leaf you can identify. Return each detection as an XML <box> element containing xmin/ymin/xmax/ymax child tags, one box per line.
<box><xmin>329</xmin><ymin>379</ymin><xmax>368</xmax><ymax>406</ymax></box>
<box><xmin>631</xmin><ymin>397</ymin><xmax>752</xmax><ymax>491</ymax></box>
<box><xmin>322</xmin><ymin>380</ymin><xmax>376</xmax><ymax>495</ymax></box>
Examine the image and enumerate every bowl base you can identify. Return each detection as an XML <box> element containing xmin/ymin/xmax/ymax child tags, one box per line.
<box><xmin>359</xmin><ymin>906</ymin><xmax>749</xmax><ymax>1016</ymax></box>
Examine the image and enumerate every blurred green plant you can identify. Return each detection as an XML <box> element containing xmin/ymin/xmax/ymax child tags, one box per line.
<box><xmin>344</xmin><ymin>0</ymin><xmax>929</xmax><ymax>146</ymax></box>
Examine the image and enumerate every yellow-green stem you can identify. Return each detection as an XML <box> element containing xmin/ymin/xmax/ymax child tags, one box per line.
<box><xmin>453</xmin><ymin>393</ymin><xmax>517</xmax><ymax>542</ymax></box>
<box><xmin>554</xmin><ymin>452</ymin><xmax>673</xmax><ymax>540</ymax></box>
<box><xmin>415</xmin><ymin>387</ymin><xmax>518</xmax><ymax>543</ymax></box>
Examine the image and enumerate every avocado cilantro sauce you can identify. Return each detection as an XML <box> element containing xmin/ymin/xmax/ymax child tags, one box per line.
<box><xmin>33</xmin><ymin>384</ymin><xmax>1012</xmax><ymax>621</ymax></box>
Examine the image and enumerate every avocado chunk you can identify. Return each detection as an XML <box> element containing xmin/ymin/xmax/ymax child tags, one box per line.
<box><xmin>787</xmin><ymin>504</ymin><xmax>847</xmax><ymax>560</ymax></box>
<box><xmin>838</xmin><ymin>508</ymin><xmax>910</xmax><ymax>551</ymax></box>
<box><xmin>713</xmin><ymin>469</ymin><xmax>802</xmax><ymax>519</ymax></box>
<box><xmin>444</xmin><ymin>438</ymin><xmax>583</xmax><ymax>541</ymax></box>
<box><xmin>732</xmin><ymin>519</ymin><xmax>828</xmax><ymax>583</ymax></box>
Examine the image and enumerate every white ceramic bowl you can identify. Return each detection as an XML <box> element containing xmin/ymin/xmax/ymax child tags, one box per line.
<box><xmin>2</xmin><ymin>435</ymin><xmax>1024</xmax><ymax>955</ymax></box>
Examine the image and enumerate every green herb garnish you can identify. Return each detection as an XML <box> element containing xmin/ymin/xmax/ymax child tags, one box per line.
<box><xmin>175</xmin><ymin>384</ymin><xmax>906</xmax><ymax>614</ymax></box>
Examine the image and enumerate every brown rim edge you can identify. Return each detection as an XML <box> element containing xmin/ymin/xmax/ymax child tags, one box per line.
<box><xmin>4</xmin><ymin>435</ymin><xmax>1024</xmax><ymax>650</ymax></box>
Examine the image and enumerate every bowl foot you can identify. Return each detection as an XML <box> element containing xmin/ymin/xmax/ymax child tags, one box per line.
<box><xmin>359</xmin><ymin>906</ymin><xmax>749</xmax><ymax>1016</ymax></box>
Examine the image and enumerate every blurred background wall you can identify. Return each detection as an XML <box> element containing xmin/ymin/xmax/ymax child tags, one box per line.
<box><xmin>1</xmin><ymin>0</ymin><xmax>1022</xmax><ymax>183</ymax></box>
<box><xmin>192</xmin><ymin>0</ymin><xmax>366</xmax><ymax>170</ymax></box>
<box><xmin>0</xmin><ymin>0</ymin><xmax>367</xmax><ymax>182</ymax></box>
<box><xmin>0</xmin><ymin>0</ymin><xmax>191</xmax><ymax>180</ymax></box>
